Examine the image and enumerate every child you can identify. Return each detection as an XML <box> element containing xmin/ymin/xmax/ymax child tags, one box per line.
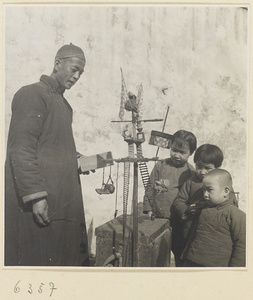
<box><xmin>182</xmin><ymin>169</ymin><xmax>246</xmax><ymax>267</ymax></box>
<box><xmin>171</xmin><ymin>144</ymin><xmax>225</xmax><ymax>266</ymax></box>
<box><xmin>143</xmin><ymin>129</ymin><xmax>197</xmax><ymax>219</ymax></box>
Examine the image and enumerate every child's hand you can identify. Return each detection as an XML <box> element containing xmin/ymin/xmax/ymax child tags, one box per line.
<box><xmin>187</xmin><ymin>204</ymin><xmax>200</xmax><ymax>215</ymax></box>
<box><xmin>148</xmin><ymin>211</ymin><xmax>153</xmax><ymax>218</ymax></box>
<box><xmin>148</xmin><ymin>211</ymin><xmax>155</xmax><ymax>221</ymax></box>
<box><xmin>181</xmin><ymin>205</ymin><xmax>200</xmax><ymax>220</ymax></box>
<box><xmin>186</xmin><ymin>202</ymin><xmax>207</xmax><ymax>216</ymax></box>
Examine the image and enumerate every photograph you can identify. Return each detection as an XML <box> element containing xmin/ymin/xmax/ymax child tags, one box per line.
<box><xmin>1</xmin><ymin>2</ymin><xmax>251</xmax><ymax>299</ymax></box>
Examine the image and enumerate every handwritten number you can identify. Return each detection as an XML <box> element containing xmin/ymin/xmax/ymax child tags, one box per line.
<box><xmin>14</xmin><ymin>280</ymin><xmax>21</xmax><ymax>293</ymax></box>
<box><xmin>49</xmin><ymin>282</ymin><xmax>57</xmax><ymax>297</ymax></box>
<box><xmin>38</xmin><ymin>283</ymin><xmax>44</xmax><ymax>293</ymax></box>
<box><xmin>28</xmin><ymin>284</ymin><xmax>33</xmax><ymax>294</ymax></box>
<box><xmin>13</xmin><ymin>281</ymin><xmax>57</xmax><ymax>296</ymax></box>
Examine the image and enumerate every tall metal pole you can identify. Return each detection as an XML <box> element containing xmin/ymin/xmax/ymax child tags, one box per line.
<box><xmin>132</xmin><ymin>161</ymin><xmax>139</xmax><ymax>267</ymax></box>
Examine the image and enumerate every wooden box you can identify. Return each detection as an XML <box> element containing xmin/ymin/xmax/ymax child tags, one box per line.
<box><xmin>95</xmin><ymin>214</ymin><xmax>171</xmax><ymax>267</ymax></box>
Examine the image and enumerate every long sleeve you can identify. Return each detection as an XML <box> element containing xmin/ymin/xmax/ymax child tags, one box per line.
<box><xmin>7</xmin><ymin>86</ymin><xmax>48</xmax><ymax>203</ymax></box>
<box><xmin>172</xmin><ymin>179</ymin><xmax>192</xmax><ymax>219</ymax></box>
<box><xmin>142</xmin><ymin>161</ymin><xmax>160</xmax><ymax>213</ymax></box>
<box><xmin>229</xmin><ymin>208</ymin><xmax>246</xmax><ymax>267</ymax></box>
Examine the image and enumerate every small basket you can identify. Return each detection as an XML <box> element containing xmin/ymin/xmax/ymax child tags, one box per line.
<box><xmin>149</xmin><ymin>130</ymin><xmax>173</xmax><ymax>149</ymax></box>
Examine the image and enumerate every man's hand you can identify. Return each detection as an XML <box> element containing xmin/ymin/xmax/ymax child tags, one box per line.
<box><xmin>32</xmin><ymin>198</ymin><xmax>50</xmax><ymax>227</ymax></box>
<box><xmin>81</xmin><ymin>169</ymin><xmax>96</xmax><ymax>175</ymax></box>
<box><xmin>77</xmin><ymin>155</ymin><xmax>96</xmax><ymax>175</ymax></box>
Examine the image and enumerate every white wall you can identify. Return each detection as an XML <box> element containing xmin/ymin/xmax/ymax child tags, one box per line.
<box><xmin>4</xmin><ymin>5</ymin><xmax>248</xmax><ymax>254</ymax></box>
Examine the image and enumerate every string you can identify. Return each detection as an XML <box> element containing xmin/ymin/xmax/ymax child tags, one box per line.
<box><xmin>114</xmin><ymin>163</ymin><xmax>119</xmax><ymax>218</ymax></box>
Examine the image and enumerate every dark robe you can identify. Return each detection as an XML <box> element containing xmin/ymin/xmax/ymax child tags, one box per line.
<box><xmin>5</xmin><ymin>75</ymin><xmax>89</xmax><ymax>266</ymax></box>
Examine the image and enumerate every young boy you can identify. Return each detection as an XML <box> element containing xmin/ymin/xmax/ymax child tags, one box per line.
<box><xmin>143</xmin><ymin>130</ymin><xmax>197</xmax><ymax>219</ymax></box>
<box><xmin>171</xmin><ymin>144</ymin><xmax>225</xmax><ymax>266</ymax></box>
<box><xmin>182</xmin><ymin>169</ymin><xmax>246</xmax><ymax>267</ymax></box>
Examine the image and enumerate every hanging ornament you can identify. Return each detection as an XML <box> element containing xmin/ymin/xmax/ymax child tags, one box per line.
<box><xmin>95</xmin><ymin>166</ymin><xmax>115</xmax><ymax>195</ymax></box>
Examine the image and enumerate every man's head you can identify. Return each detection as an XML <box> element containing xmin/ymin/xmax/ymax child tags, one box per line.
<box><xmin>51</xmin><ymin>43</ymin><xmax>86</xmax><ymax>90</ymax></box>
<box><xmin>194</xmin><ymin>144</ymin><xmax>223</xmax><ymax>180</ymax></box>
<box><xmin>170</xmin><ymin>130</ymin><xmax>197</xmax><ymax>166</ymax></box>
<box><xmin>202</xmin><ymin>169</ymin><xmax>233</xmax><ymax>207</ymax></box>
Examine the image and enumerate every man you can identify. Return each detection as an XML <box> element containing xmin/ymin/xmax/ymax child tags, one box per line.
<box><xmin>5</xmin><ymin>43</ymin><xmax>90</xmax><ymax>266</ymax></box>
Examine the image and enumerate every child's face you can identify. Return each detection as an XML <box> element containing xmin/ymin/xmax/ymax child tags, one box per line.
<box><xmin>195</xmin><ymin>161</ymin><xmax>215</xmax><ymax>180</ymax></box>
<box><xmin>170</xmin><ymin>142</ymin><xmax>191</xmax><ymax>166</ymax></box>
<box><xmin>202</xmin><ymin>176</ymin><xmax>226</xmax><ymax>207</ymax></box>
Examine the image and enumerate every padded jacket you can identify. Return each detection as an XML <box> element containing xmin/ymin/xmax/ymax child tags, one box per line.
<box><xmin>186</xmin><ymin>198</ymin><xmax>246</xmax><ymax>267</ymax></box>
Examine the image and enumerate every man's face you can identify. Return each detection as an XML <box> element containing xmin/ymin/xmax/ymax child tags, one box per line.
<box><xmin>170</xmin><ymin>142</ymin><xmax>190</xmax><ymax>166</ymax></box>
<box><xmin>195</xmin><ymin>161</ymin><xmax>215</xmax><ymax>180</ymax></box>
<box><xmin>202</xmin><ymin>175</ymin><xmax>226</xmax><ymax>207</ymax></box>
<box><xmin>54</xmin><ymin>57</ymin><xmax>85</xmax><ymax>89</ymax></box>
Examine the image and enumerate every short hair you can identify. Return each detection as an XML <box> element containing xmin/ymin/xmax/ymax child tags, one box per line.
<box><xmin>194</xmin><ymin>144</ymin><xmax>223</xmax><ymax>168</ymax></box>
<box><xmin>171</xmin><ymin>130</ymin><xmax>197</xmax><ymax>155</ymax></box>
<box><xmin>204</xmin><ymin>169</ymin><xmax>233</xmax><ymax>189</ymax></box>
